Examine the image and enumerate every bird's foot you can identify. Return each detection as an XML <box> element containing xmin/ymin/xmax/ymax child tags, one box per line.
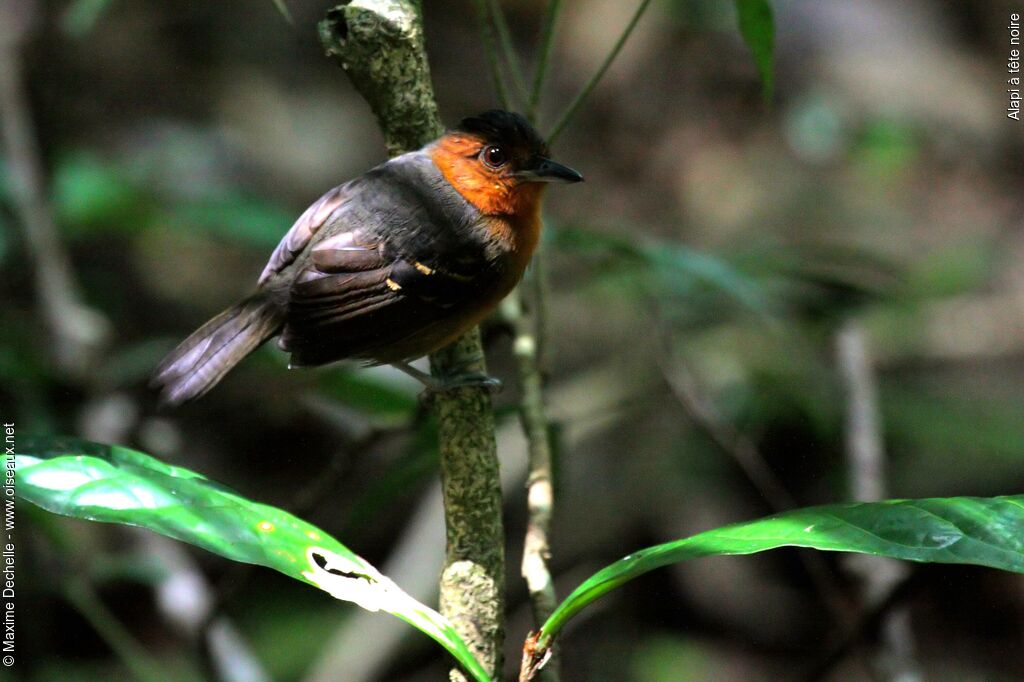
<box><xmin>392</xmin><ymin>361</ymin><xmax>503</xmax><ymax>394</ymax></box>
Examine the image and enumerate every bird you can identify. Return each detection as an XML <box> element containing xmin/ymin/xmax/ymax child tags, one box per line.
<box><xmin>152</xmin><ymin>110</ymin><xmax>583</xmax><ymax>405</ymax></box>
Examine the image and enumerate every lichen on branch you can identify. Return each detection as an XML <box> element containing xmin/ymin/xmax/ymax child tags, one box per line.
<box><xmin>319</xmin><ymin>3</ymin><xmax>506</xmax><ymax>679</ymax></box>
<box><xmin>319</xmin><ymin>0</ymin><xmax>443</xmax><ymax>155</ymax></box>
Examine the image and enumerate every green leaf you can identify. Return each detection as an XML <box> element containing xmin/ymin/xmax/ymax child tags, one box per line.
<box><xmin>735</xmin><ymin>0</ymin><xmax>774</xmax><ymax>101</ymax></box>
<box><xmin>9</xmin><ymin>438</ymin><xmax>491</xmax><ymax>682</ymax></box>
<box><xmin>535</xmin><ymin>496</ymin><xmax>1024</xmax><ymax>650</ymax></box>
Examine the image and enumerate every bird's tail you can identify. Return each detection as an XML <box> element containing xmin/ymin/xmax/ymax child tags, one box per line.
<box><xmin>153</xmin><ymin>293</ymin><xmax>283</xmax><ymax>406</ymax></box>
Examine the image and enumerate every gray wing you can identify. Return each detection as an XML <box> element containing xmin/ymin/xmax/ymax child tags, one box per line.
<box><xmin>270</xmin><ymin>152</ymin><xmax>500</xmax><ymax>366</ymax></box>
<box><xmin>258</xmin><ymin>183</ymin><xmax>351</xmax><ymax>286</ymax></box>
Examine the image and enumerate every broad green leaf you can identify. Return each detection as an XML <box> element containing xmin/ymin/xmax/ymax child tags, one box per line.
<box><xmin>735</xmin><ymin>0</ymin><xmax>774</xmax><ymax>101</ymax></box>
<box><xmin>9</xmin><ymin>438</ymin><xmax>491</xmax><ymax>682</ymax></box>
<box><xmin>533</xmin><ymin>496</ymin><xmax>1024</xmax><ymax>654</ymax></box>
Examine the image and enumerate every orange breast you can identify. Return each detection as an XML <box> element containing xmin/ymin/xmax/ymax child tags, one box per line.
<box><xmin>429</xmin><ymin>135</ymin><xmax>545</xmax><ymax>276</ymax></box>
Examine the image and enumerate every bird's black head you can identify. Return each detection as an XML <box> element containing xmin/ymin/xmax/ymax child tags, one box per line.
<box><xmin>454</xmin><ymin>110</ymin><xmax>549</xmax><ymax>159</ymax></box>
<box><xmin>449</xmin><ymin>110</ymin><xmax>583</xmax><ymax>184</ymax></box>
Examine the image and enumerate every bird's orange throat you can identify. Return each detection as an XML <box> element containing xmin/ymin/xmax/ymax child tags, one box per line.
<box><xmin>430</xmin><ymin>135</ymin><xmax>545</xmax><ymax>266</ymax></box>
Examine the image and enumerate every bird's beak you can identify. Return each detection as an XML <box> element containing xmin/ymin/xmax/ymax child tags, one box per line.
<box><xmin>518</xmin><ymin>157</ymin><xmax>584</xmax><ymax>184</ymax></box>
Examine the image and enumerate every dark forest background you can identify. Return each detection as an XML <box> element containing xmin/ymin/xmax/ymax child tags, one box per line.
<box><xmin>2</xmin><ymin>1</ymin><xmax>1023</xmax><ymax>680</ymax></box>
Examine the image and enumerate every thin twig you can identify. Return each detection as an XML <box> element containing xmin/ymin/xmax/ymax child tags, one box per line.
<box><xmin>527</xmin><ymin>0</ymin><xmax>563</xmax><ymax>121</ymax></box>
<box><xmin>485</xmin><ymin>0</ymin><xmax>529</xmax><ymax>106</ymax></box>
<box><xmin>657</xmin><ymin>351</ymin><xmax>851</xmax><ymax>623</ymax></box>
<box><xmin>546</xmin><ymin>0</ymin><xmax>653</xmax><ymax>144</ymax></box>
<box><xmin>471</xmin><ymin>0</ymin><xmax>512</xmax><ymax>109</ymax></box>
<box><xmin>801</xmin><ymin>571</ymin><xmax>921</xmax><ymax>682</ymax></box>
<box><xmin>659</xmin><ymin>359</ymin><xmax>796</xmax><ymax>511</ymax></box>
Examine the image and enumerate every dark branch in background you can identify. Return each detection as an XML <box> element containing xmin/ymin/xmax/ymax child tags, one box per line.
<box><xmin>802</xmin><ymin>571</ymin><xmax>922</xmax><ymax>682</ymax></box>
<box><xmin>836</xmin><ymin>322</ymin><xmax>919</xmax><ymax>681</ymax></box>
<box><xmin>201</xmin><ymin>416</ymin><xmax>409</xmax><ymax>632</ymax></box>
<box><xmin>0</xmin><ymin>0</ymin><xmax>109</xmax><ymax>377</ymax></box>
<box><xmin>658</xmin><ymin>349</ymin><xmax>851</xmax><ymax>624</ymax></box>
<box><xmin>65</xmin><ymin>577</ymin><xmax>173</xmax><ymax>682</ymax></box>
<box><xmin>319</xmin><ymin>3</ymin><xmax>505</xmax><ymax>679</ymax></box>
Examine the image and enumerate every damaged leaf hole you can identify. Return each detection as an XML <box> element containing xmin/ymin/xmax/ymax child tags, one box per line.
<box><xmin>312</xmin><ymin>550</ymin><xmax>374</xmax><ymax>583</ymax></box>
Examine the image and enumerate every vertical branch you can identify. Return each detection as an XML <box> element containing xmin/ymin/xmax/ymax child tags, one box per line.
<box><xmin>0</xmin><ymin>0</ymin><xmax>109</xmax><ymax>376</ymax></box>
<box><xmin>838</xmin><ymin>323</ymin><xmax>884</xmax><ymax>502</ymax></box>
<box><xmin>319</xmin><ymin>3</ymin><xmax>505</xmax><ymax>679</ymax></box>
<box><xmin>430</xmin><ymin>330</ymin><xmax>506</xmax><ymax>680</ymax></box>
<box><xmin>836</xmin><ymin>322</ymin><xmax>920</xmax><ymax>682</ymax></box>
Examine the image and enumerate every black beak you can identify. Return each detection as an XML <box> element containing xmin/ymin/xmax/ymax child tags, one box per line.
<box><xmin>519</xmin><ymin>157</ymin><xmax>584</xmax><ymax>184</ymax></box>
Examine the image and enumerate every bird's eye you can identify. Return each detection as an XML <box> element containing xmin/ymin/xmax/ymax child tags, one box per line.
<box><xmin>481</xmin><ymin>145</ymin><xmax>508</xmax><ymax>169</ymax></box>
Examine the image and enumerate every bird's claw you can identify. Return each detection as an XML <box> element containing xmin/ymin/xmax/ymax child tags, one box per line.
<box><xmin>432</xmin><ymin>371</ymin><xmax>503</xmax><ymax>393</ymax></box>
<box><xmin>392</xmin><ymin>361</ymin><xmax>503</xmax><ymax>396</ymax></box>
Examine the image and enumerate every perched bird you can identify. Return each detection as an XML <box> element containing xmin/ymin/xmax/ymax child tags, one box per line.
<box><xmin>153</xmin><ymin>110</ymin><xmax>582</xmax><ymax>405</ymax></box>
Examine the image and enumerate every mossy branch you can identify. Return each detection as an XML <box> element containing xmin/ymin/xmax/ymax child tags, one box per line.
<box><xmin>319</xmin><ymin>3</ymin><xmax>505</xmax><ymax>679</ymax></box>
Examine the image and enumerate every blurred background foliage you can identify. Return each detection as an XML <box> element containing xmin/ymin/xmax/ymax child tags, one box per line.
<box><xmin>1</xmin><ymin>0</ymin><xmax>1023</xmax><ymax>680</ymax></box>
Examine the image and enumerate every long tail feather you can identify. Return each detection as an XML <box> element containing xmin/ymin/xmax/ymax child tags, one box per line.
<box><xmin>153</xmin><ymin>294</ymin><xmax>283</xmax><ymax>406</ymax></box>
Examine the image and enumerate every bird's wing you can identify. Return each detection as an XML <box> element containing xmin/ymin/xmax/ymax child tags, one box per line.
<box><xmin>276</xmin><ymin>154</ymin><xmax>496</xmax><ymax>365</ymax></box>
<box><xmin>258</xmin><ymin>183</ymin><xmax>351</xmax><ymax>286</ymax></box>
<box><xmin>279</xmin><ymin>234</ymin><xmax>487</xmax><ymax>366</ymax></box>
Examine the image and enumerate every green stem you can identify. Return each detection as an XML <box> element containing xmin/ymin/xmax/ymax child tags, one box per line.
<box><xmin>472</xmin><ymin>0</ymin><xmax>511</xmax><ymax>109</ymax></box>
<box><xmin>546</xmin><ymin>0</ymin><xmax>653</xmax><ymax>144</ymax></box>
<box><xmin>486</xmin><ymin>0</ymin><xmax>530</xmax><ymax>106</ymax></box>
<box><xmin>527</xmin><ymin>0</ymin><xmax>562</xmax><ymax>121</ymax></box>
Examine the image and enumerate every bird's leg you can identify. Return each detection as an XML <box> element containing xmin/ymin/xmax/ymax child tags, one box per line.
<box><xmin>392</xmin><ymin>361</ymin><xmax>437</xmax><ymax>387</ymax></box>
<box><xmin>392</xmin><ymin>359</ymin><xmax>503</xmax><ymax>393</ymax></box>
